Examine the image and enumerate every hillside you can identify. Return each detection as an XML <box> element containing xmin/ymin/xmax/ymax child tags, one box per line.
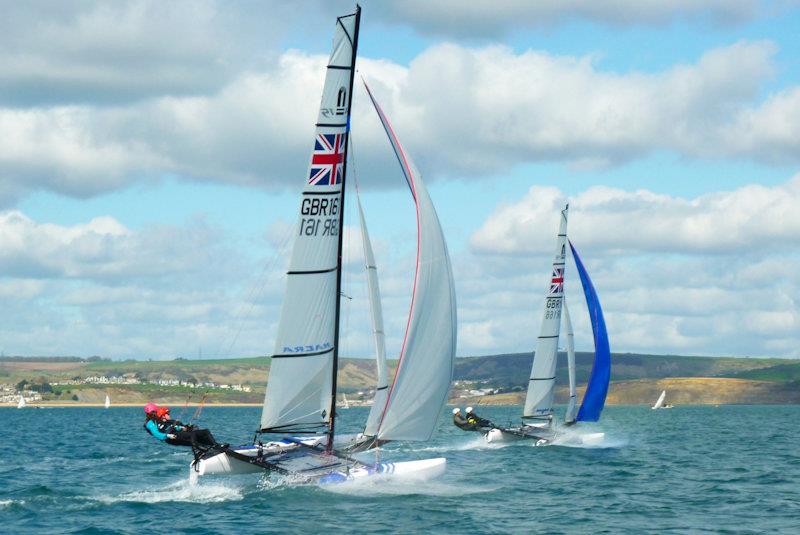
<box><xmin>2</xmin><ymin>351</ymin><xmax>798</xmax><ymax>405</ymax></box>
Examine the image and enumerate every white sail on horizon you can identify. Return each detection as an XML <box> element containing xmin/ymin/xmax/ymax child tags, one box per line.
<box><xmin>653</xmin><ymin>390</ymin><xmax>667</xmax><ymax>409</ymax></box>
<box><xmin>17</xmin><ymin>395</ymin><xmax>25</xmax><ymax>409</ymax></box>
<box><xmin>524</xmin><ymin>205</ymin><xmax>569</xmax><ymax>421</ymax></box>
<box><xmin>104</xmin><ymin>394</ymin><xmax>111</xmax><ymax>409</ymax></box>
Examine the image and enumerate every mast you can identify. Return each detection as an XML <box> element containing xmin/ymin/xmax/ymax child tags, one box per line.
<box><xmin>327</xmin><ymin>4</ymin><xmax>361</xmax><ymax>451</ymax></box>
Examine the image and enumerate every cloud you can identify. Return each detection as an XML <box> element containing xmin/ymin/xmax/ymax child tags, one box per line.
<box><xmin>471</xmin><ymin>174</ymin><xmax>800</xmax><ymax>255</ymax></box>
<box><xmin>3</xmin><ymin>37</ymin><xmax>798</xmax><ymax>205</ymax></box>
<box><xmin>368</xmin><ymin>0</ymin><xmax>772</xmax><ymax>38</ymax></box>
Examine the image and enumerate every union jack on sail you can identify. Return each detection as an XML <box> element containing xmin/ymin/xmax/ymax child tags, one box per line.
<box><xmin>308</xmin><ymin>133</ymin><xmax>347</xmax><ymax>186</ymax></box>
<box><xmin>550</xmin><ymin>267</ymin><xmax>564</xmax><ymax>295</ymax></box>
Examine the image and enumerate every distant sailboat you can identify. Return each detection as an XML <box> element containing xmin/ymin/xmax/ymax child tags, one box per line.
<box><xmin>104</xmin><ymin>395</ymin><xmax>111</xmax><ymax>409</ymax></box>
<box><xmin>652</xmin><ymin>390</ymin><xmax>673</xmax><ymax>409</ymax></box>
<box><xmin>17</xmin><ymin>395</ymin><xmax>25</xmax><ymax>409</ymax></box>
<box><xmin>341</xmin><ymin>393</ymin><xmax>350</xmax><ymax>409</ymax></box>
<box><xmin>457</xmin><ymin>205</ymin><xmax>610</xmax><ymax>445</ymax></box>
<box><xmin>190</xmin><ymin>6</ymin><xmax>457</xmax><ymax>484</ymax></box>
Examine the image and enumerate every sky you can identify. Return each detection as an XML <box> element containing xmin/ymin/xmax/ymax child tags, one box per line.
<box><xmin>1</xmin><ymin>0</ymin><xmax>799</xmax><ymax>361</ymax></box>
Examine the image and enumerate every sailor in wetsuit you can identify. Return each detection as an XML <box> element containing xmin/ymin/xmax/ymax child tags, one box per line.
<box><xmin>465</xmin><ymin>406</ymin><xmax>491</xmax><ymax>428</ymax></box>
<box><xmin>143</xmin><ymin>403</ymin><xmax>218</xmax><ymax>448</ymax></box>
<box><xmin>452</xmin><ymin>407</ymin><xmax>472</xmax><ymax>430</ymax></box>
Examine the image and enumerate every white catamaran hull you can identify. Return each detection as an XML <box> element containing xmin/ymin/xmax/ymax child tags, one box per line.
<box><xmin>317</xmin><ymin>457</ymin><xmax>446</xmax><ymax>484</ymax></box>
<box><xmin>192</xmin><ymin>437</ymin><xmax>326</xmax><ymax>477</ymax></box>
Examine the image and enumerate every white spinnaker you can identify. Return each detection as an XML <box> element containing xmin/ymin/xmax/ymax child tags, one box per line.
<box><xmin>653</xmin><ymin>390</ymin><xmax>667</xmax><ymax>409</ymax></box>
<box><xmin>363</xmin><ymin>82</ymin><xmax>457</xmax><ymax>442</ymax></box>
<box><xmin>563</xmin><ymin>299</ymin><xmax>578</xmax><ymax>424</ymax></box>
<box><xmin>260</xmin><ymin>12</ymin><xmax>357</xmax><ymax>431</ymax></box>
<box><xmin>524</xmin><ymin>205</ymin><xmax>569</xmax><ymax>420</ymax></box>
<box><xmin>358</xmin><ymin>195</ymin><xmax>390</xmax><ymax>437</ymax></box>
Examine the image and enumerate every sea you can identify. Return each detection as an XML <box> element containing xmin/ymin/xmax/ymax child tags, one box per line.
<box><xmin>1</xmin><ymin>405</ymin><xmax>798</xmax><ymax>534</ymax></box>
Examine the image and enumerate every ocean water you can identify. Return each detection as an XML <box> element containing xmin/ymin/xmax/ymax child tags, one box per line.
<box><xmin>1</xmin><ymin>405</ymin><xmax>798</xmax><ymax>534</ymax></box>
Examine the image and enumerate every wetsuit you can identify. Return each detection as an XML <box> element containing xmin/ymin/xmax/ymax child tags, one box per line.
<box><xmin>453</xmin><ymin>413</ymin><xmax>474</xmax><ymax>431</ymax></box>
<box><xmin>466</xmin><ymin>412</ymin><xmax>492</xmax><ymax>428</ymax></box>
<box><xmin>145</xmin><ymin>418</ymin><xmax>217</xmax><ymax>448</ymax></box>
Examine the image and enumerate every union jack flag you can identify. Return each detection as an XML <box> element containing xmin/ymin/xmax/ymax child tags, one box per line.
<box><xmin>308</xmin><ymin>133</ymin><xmax>346</xmax><ymax>186</ymax></box>
<box><xmin>549</xmin><ymin>267</ymin><xmax>564</xmax><ymax>295</ymax></box>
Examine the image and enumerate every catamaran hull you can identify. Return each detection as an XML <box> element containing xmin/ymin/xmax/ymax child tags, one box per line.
<box><xmin>192</xmin><ymin>437</ymin><xmax>326</xmax><ymax>477</ymax></box>
<box><xmin>485</xmin><ymin>428</ymin><xmax>550</xmax><ymax>446</ymax></box>
<box><xmin>317</xmin><ymin>457</ymin><xmax>446</xmax><ymax>484</ymax></box>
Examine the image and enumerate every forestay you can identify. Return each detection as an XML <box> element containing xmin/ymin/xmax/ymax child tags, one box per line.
<box><xmin>524</xmin><ymin>205</ymin><xmax>569</xmax><ymax>420</ymax></box>
<box><xmin>363</xmin><ymin>81</ymin><xmax>457</xmax><ymax>442</ymax></box>
<box><xmin>260</xmin><ymin>11</ymin><xmax>358</xmax><ymax>432</ymax></box>
<box><xmin>358</xmin><ymin>194</ymin><xmax>390</xmax><ymax>437</ymax></box>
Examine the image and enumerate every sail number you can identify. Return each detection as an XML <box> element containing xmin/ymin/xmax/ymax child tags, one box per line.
<box><xmin>544</xmin><ymin>297</ymin><xmax>562</xmax><ymax>319</ymax></box>
<box><xmin>300</xmin><ymin>197</ymin><xmax>340</xmax><ymax>237</ymax></box>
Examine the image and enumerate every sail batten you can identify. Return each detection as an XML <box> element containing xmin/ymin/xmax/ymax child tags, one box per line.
<box><xmin>362</xmin><ymin>81</ymin><xmax>457</xmax><ymax>442</ymax></box>
<box><xmin>523</xmin><ymin>205</ymin><xmax>569</xmax><ymax>419</ymax></box>
<box><xmin>260</xmin><ymin>8</ymin><xmax>360</xmax><ymax>433</ymax></box>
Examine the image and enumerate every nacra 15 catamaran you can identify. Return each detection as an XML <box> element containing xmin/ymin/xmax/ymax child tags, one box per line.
<box><xmin>191</xmin><ymin>5</ymin><xmax>457</xmax><ymax>484</ymax></box>
<box><xmin>455</xmin><ymin>205</ymin><xmax>610</xmax><ymax>445</ymax></box>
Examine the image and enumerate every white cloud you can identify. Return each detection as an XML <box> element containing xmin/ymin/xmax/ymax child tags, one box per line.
<box><xmin>3</xmin><ymin>38</ymin><xmax>798</xmax><ymax>205</ymax></box>
<box><xmin>471</xmin><ymin>174</ymin><xmax>800</xmax><ymax>255</ymax></box>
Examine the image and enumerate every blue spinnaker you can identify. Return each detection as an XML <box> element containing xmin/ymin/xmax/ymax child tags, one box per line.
<box><xmin>572</xmin><ymin>241</ymin><xmax>611</xmax><ymax>422</ymax></box>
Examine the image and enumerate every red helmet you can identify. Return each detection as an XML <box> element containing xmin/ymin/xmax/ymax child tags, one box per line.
<box><xmin>156</xmin><ymin>407</ymin><xmax>170</xmax><ymax>419</ymax></box>
<box><xmin>144</xmin><ymin>402</ymin><xmax>158</xmax><ymax>414</ymax></box>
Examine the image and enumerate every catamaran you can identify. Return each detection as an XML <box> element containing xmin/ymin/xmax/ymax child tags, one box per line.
<box><xmin>459</xmin><ymin>205</ymin><xmax>610</xmax><ymax>445</ymax></box>
<box><xmin>191</xmin><ymin>5</ymin><xmax>457</xmax><ymax>483</ymax></box>
<box><xmin>104</xmin><ymin>394</ymin><xmax>111</xmax><ymax>409</ymax></box>
<box><xmin>17</xmin><ymin>395</ymin><xmax>25</xmax><ymax>409</ymax></box>
<box><xmin>652</xmin><ymin>390</ymin><xmax>673</xmax><ymax>409</ymax></box>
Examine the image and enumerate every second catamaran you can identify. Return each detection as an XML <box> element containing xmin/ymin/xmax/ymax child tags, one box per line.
<box><xmin>457</xmin><ymin>205</ymin><xmax>611</xmax><ymax>445</ymax></box>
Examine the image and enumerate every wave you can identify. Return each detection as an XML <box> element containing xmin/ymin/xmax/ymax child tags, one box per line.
<box><xmin>93</xmin><ymin>480</ymin><xmax>243</xmax><ymax>504</ymax></box>
<box><xmin>319</xmin><ymin>478</ymin><xmax>500</xmax><ymax>497</ymax></box>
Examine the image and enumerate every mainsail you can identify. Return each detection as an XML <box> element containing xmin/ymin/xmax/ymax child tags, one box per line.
<box><xmin>653</xmin><ymin>390</ymin><xmax>666</xmax><ymax>410</ymax></box>
<box><xmin>358</xmin><ymin>194</ymin><xmax>390</xmax><ymax>437</ymax></box>
<box><xmin>523</xmin><ymin>205</ymin><xmax>569</xmax><ymax>421</ymax></box>
<box><xmin>363</xmin><ymin>81</ymin><xmax>457</xmax><ymax>442</ymax></box>
<box><xmin>572</xmin><ymin>241</ymin><xmax>611</xmax><ymax>422</ymax></box>
<box><xmin>260</xmin><ymin>8</ymin><xmax>360</xmax><ymax>435</ymax></box>
<box><xmin>563</xmin><ymin>300</ymin><xmax>578</xmax><ymax>424</ymax></box>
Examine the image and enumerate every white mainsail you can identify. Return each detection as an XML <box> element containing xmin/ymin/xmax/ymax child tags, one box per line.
<box><xmin>104</xmin><ymin>395</ymin><xmax>111</xmax><ymax>409</ymax></box>
<box><xmin>363</xmin><ymin>82</ymin><xmax>457</xmax><ymax>443</ymax></box>
<box><xmin>653</xmin><ymin>390</ymin><xmax>667</xmax><ymax>409</ymax></box>
<box><xmin>523</xmin><ymin>205</ymin><xmax>569</xmax><ymax>421</ymax></box>
<box><xmin>358</xmin><ymin>194</ymin><xmax>390</xmax><ymax>437</ymax></box>
<box><xmin>17</xmin><ymin>395</ymin><xmax>25</xmax><ymax>409</ymax></box>
<box><xmin>260</xmin><ymin>12</ymin><xmax>358</xmax><ymax>432</ymax></box>
<box><xmin>563</xmin><ymin>299</ymin><xmax>578</xmax><ymax>424</ymax></box>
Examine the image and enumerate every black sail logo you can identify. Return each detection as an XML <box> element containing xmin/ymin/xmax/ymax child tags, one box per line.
<box><xmin>335</xmin><ymin>87</ymin><xmax>348</xmax><ymax>115</ymax></box>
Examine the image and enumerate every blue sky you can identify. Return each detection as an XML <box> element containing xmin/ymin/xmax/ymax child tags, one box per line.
<box><xmin>1</xmin><ymin>1</ymin><xmax>799</xmax><ymax>360</ymax></box>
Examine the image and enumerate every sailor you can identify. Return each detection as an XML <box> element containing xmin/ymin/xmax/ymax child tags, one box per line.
<box><xmin>157</xmin><ymin>406</ymin><xmax>218</xmax><ymax>448</ymax></box>
<box><xmin>465</xmin><ymin>406</ymin><xmax>490</xmax><ymax>427</ymax></box>
<box><xmin>143</xmin><ymin>403</ymin><xmax>217</xmax><ymax>448</ymax></box>
<box><xmin>452</xmin><ymin>407</ymin><xmax>470</xmax><ymax>430</ymax></box>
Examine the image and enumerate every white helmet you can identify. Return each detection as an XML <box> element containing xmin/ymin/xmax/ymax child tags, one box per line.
<box><xmin>452</xmin><ymin>407</ymin><xmax>460</xmax><ymax>414</ymax></box>
<box><xmin>466</xmin><ymin>406</ymin><xmax>474</xmax><ymax>413</ymax></box>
